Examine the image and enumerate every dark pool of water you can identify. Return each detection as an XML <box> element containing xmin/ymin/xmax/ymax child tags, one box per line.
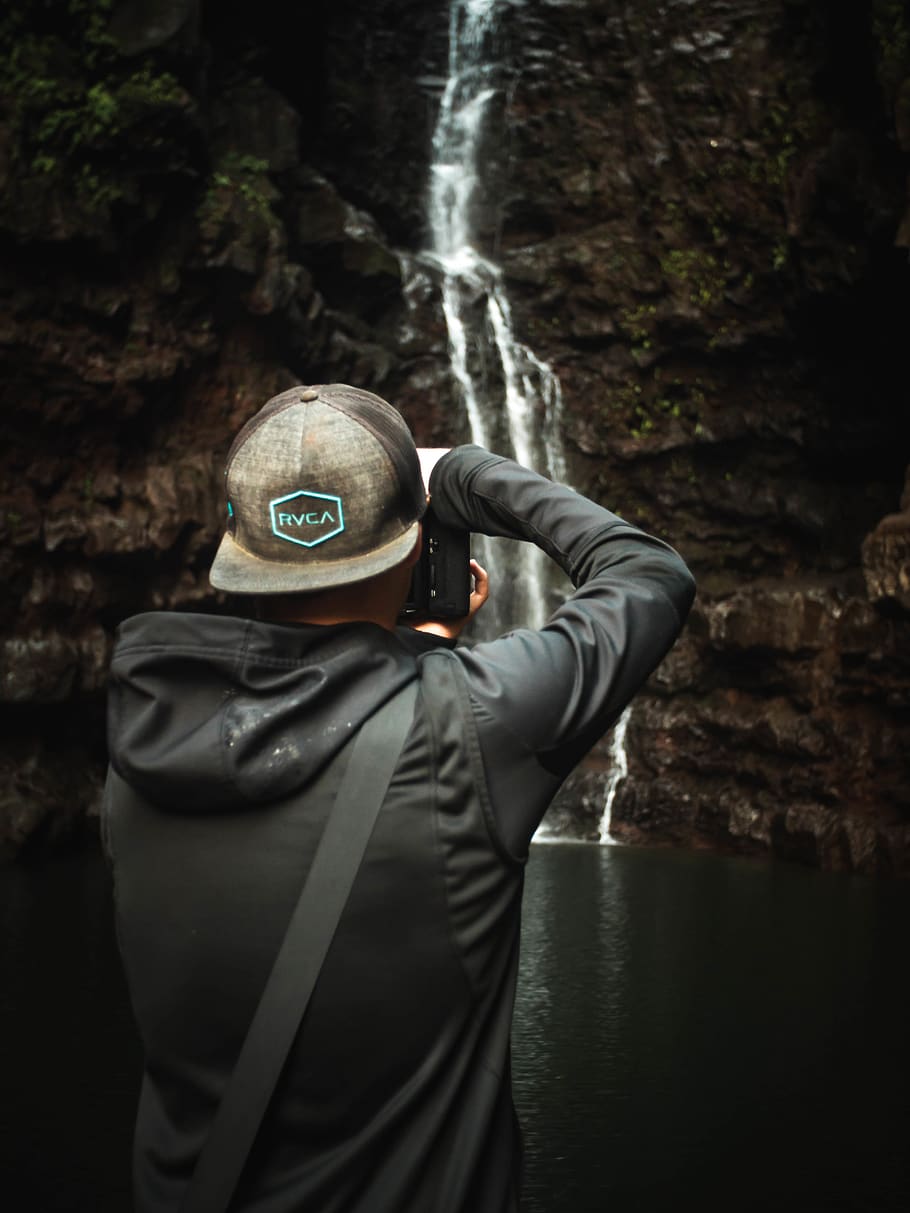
<box><xmin>1</xmin><ymin>841</ymin><xmax>908</xmax><ymax>1211</ymax></box>
<box><xmin>514</xmin><ymin>843</ymin><xmax>910</xmax><ymax>1213</ymax></box>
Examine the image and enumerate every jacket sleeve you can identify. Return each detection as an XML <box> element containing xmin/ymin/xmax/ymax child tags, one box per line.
<box><xmin>423</xmin><ymin>444</ymin><xmax>696</xmax><ymax>859</ymax></box>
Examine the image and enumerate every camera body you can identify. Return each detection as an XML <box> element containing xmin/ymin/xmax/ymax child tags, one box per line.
<box><xmin>401</xmin><ymin>508</ymin><xmax>471</xmax><ymax>619</ymax></box>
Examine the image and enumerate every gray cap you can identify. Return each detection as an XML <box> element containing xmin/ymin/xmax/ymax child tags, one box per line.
<box><xmin>210</xmin><ymin>384</ymin><xmax>427</xmax><ymax>595</ymax></box>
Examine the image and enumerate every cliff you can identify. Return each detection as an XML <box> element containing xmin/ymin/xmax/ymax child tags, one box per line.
<box><xmin>1</xmin><ymin>0</ymin><xmax>908</xmax><ymax>873</ymax></box>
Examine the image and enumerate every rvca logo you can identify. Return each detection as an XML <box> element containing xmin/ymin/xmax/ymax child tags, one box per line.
<box><xmin>269</xmin><ymin>490</ymin><xmax>345</xmax><ymax>548</ymax></box>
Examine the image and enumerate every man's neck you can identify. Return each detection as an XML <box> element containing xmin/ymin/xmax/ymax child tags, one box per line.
<box><xmin>263</xmin><ymin>602</ymin><xmax>399</xmax><ymax>632</ymax></box>
<box><xmin>257</xmin><ymin>570</ymin><xmax>409</xmax><ymax>633</ymax></box>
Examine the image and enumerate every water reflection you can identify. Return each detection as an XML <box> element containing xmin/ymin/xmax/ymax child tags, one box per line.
<box><xmin>513</xmin><ymin>843</ymin><xmax>910</xmax><ymax>1213</ymax></box>
<box><xmin>1</xmin><ymin>843</ymin><xmax>908</xmax><ymax>1212</ymax></box>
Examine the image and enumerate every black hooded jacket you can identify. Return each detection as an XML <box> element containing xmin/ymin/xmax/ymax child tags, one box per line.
<box><xmin>105</xmin><ymin>445</ymin><xmax>695</xmax><ymax>1212</ymax></box>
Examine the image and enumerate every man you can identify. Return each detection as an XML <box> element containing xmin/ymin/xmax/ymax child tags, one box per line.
<box><xmin>104</xmin><ymin>382</ymin><xmax>695</xmax><ymax>1212</ymax></box>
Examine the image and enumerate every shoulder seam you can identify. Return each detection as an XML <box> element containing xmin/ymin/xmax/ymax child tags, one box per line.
<box><xmin>433</xmin><ymin>650</ymin><xmax>526</xmax><ymax>870</ymax></box>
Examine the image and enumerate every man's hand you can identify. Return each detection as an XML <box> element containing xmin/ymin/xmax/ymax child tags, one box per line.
<box><xmin>408</xmin><ymin>559</ymin><xmax>489</xmax><ymax>641</ymax></box>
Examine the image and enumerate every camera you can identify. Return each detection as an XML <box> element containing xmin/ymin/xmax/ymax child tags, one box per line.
<box><xmin>401</xmin><ymin>508</ymin><xmax>471</xmax><ymax>619</ymax></box>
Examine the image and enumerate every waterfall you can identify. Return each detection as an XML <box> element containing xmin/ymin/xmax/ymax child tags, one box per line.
<box><xmin>425</xmin><ymin>0</ymin><xmax>566</xmax><ymax>631</ymax></box>
<box><xmin>597</xmin><ymin>708</ymin><xmax>631</xmax><ymax>844</ymax></box>
<box><xmin>418</xmin><ymin>0</ymin><xmax>630</xmax><ymax>844</ymax></box>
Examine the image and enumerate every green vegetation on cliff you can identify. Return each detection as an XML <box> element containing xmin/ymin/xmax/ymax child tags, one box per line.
<box><xmin>0</xmin><ymin>0</ymin><xmax>194</xmax><ymax>236</ymax></box>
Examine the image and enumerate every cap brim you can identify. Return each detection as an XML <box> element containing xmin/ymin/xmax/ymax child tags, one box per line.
<box><xmin>209</xmin><ymin>521</ymin><xmax>421</xmax><ymax>595</ymax></box>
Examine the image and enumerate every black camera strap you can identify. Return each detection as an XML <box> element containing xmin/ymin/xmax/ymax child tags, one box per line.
<box><xmin>180</xmin><ymin>679</ymin><xmax>419</xmax><ymax>1213</ymax></box>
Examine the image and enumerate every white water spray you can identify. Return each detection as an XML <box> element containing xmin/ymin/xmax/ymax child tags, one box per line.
<box><xmin>597</xmin><ymin>708</ymin><xmax>631</xmax><ymax>843</ymax></box>
<box><xmin>426</xmin><ymin>0</ymin><xmax>566</xmax><ymax>630</ymax></box>
<box><xmin>422</xmin><ymin>0</ymin><xmax>631</xmax><ymax>843</ymax></box>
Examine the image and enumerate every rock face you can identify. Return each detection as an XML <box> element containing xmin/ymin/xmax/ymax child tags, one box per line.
<box><xmin>862</xmin><ymin>467</ymin><xmax>910</xmax><ymax>612</ymax></box>
<box><xmin>1</xmin><ymin>0</ymin><xmax>908</xmax><ymax>873</ymax></box>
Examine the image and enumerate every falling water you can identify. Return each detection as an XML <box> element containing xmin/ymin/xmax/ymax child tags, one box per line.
<box><xmin>597</xmin><ymin>708</ymin><xmax>631</xmax><ymax>843</ymax></box>
<box><xmin>425</xmin><ymin>0</ymin><xmax>566</xmax><ymax>629</ymax></box>
<box><xmin>422</xmin><ymin>0</ymin><xmax>630</xmax><ymax>841</ymax></box>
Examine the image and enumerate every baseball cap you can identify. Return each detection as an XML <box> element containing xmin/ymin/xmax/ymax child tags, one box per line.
<box><xmin>210</xmin><ymin>384</ymin><xmax>427</xmax><ymax>594</ymax></box>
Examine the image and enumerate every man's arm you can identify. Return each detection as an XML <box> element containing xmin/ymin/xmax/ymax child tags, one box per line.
<box><xmin>424</xmin><ymin>445</ymin><xmax>696</xmax><ymax>857</ymax></box>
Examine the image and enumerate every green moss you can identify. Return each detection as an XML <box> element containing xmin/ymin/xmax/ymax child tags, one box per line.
<box><xmin>196</xmin><ymin>151</ymin><xmax>280</xmax><ymax>256</ymax></box>
<box><xmin>198</xmin><ymin>152</ymin><xmax>275</xmax><ymax>222</ymax></box>
<box><xmin>748</xmin><ymin>100</ymin><xmax>799</xmax><ymax>189</ymax></box>
<box><xmin>629</xmin><ymin>403</ymin><xmax>656</xmax><ymax>439</ymax></box>
<box><xmin>660</xmin><ymin>248</ymin><xmax>726</xmax><ymax>309</ymax></box>
<box><xmin>604</xmin><ymin>371</ymin><xmax>710</xmax><ymax>443</ymax></box>
<box><xmin>619</xmin><ymin>302</ymin><xmax>657</xmax><ymax>344</ymax></box>
<box><xmin>0</xmin><ymin>0</ymin><xmax>189</xmax><ymax>222</ymax></box>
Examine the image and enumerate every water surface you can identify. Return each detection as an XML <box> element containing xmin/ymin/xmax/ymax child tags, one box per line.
<box><xmin>514</xmin><ymin>843</ymin><xmax>910</xmax><ymax>1213</ymax></box>
<box><xmin>1</xmin><ymin>841</ymin><xmax>908</xmax><ymax>1211</ymax></box>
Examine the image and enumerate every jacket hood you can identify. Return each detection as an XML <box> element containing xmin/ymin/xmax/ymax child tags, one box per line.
<box><xmin>107</xmin><ymin>612</ymin><xmax>417</xmax><ymax>812</ymax></box>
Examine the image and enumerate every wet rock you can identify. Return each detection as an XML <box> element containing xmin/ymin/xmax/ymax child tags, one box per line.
<box><xmin>705</xmin><ymin>586</ymin><xmax>840</xmax><ymax>654</ymax></box>
<box><xmin>211</xmin><ymin>78</ymin><xmax>301</xmax><ymax>174</ymax></box>
<box><xmin>862</xmin><ymin>467</ymin><xmax>910</xmax><ymax>612</ymax></box>
<box><xmin>0</xmin><ymin>738</ymin><xmax>104</xmax><ymax>857</ymax></box>
<box><xmin>862</xmin><ymin>511</ymin><xmax>910</xmax><ymax>611</ymax></box>
<box><xmin>292</xmin><ymin>171</ymin><xmax>403</xmax><ymax>323</ymax></box>
<box><xmin>545</xmin><ymin>736</ymin><xmax>632</xmax><ymax>842</ymax></box>
<box><xmin>311</xmin><ymin>0</ymin><xmax>450</xmax><ymax>242</ymax></box>
<box><xmin>601</xmin><ymin>577</ymin><xmax>910</xmax><ymax>873</ymax></box>
<box><xmin>0</xmin><ymin>628</ymin><xmax>110</xmax><ymax>703</ymax></box>
<box><xmin>108</xmin><ymin>0</ymin><xmax>200</xmax><ymax>56</ymax></box>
